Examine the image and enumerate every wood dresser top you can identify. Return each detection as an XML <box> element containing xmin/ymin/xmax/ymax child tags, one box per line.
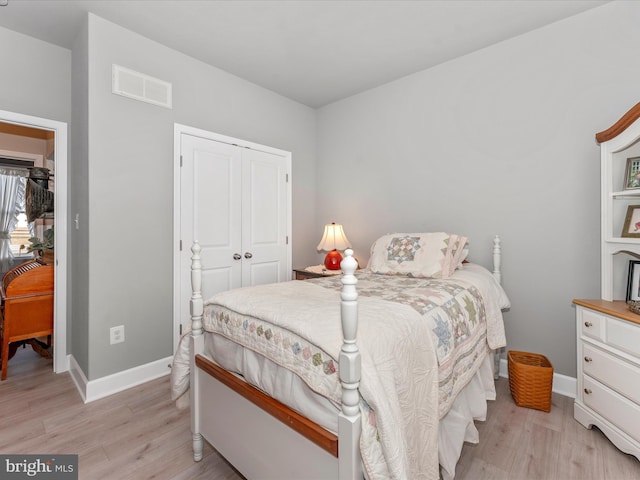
<box><xmin>573</xmin><ymin>299</ymin><xmax>640</xmax><ymax>326</ymax></box>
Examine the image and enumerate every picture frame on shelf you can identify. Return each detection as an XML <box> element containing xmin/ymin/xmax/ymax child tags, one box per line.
<box><xmin>624</xmin><ymin>156</ymin><xmax>640</xmax><ymax>190</ymax></box>
<box><xmin>621</xmin><ymin>205</ymin><xmax>640</xmax><ymax>238</ymax></box>
<box><xmin>627</xmin><ymin>260</ymin><xmax>640</xmax><ymax>302</ymax></box>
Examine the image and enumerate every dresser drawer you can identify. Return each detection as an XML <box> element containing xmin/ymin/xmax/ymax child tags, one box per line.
<box><xmin>579</xmin><ymin>308</ymin><xmax>605</xmax><ymax>342</ymax></box>
<box><xmin>582</xmin><ymin>376</ymin><xmax>640</xmax><ymax>442</ymax></box>
<box><xmin>582</xmin><ymin>343</ymin><xmax>640</xmax><ymax>404</ymax></box>
<box><xmin>606</xmin><ymin>316</ymin><xmax>640</xmax><ymax>358</ymax></box>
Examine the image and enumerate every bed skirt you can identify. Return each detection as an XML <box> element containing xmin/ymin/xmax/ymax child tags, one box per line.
<box><xmin>173</xmin><ymin>331</ymin><xmax>496</xmax><ymax>479</ymax></box>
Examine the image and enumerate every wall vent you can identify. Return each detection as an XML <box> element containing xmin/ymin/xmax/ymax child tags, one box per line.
<box><xmin>112</xmin><ymin>64</ymin><xmax>172</xmax><ymax>109</ymax></box>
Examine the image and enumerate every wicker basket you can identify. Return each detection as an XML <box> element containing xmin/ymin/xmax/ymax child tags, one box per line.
<box><xmin>507</xmin><ymin>350</ymin><xmax>553</xmax><ymax>412</ymax></box>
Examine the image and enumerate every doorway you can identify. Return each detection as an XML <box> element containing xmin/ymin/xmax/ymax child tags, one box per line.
<box><xmin>0</xmin><ymin>109</ymin><xmax>68</xmax><ymax>376</ymax></box>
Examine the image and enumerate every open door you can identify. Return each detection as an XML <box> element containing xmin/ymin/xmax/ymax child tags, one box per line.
<box><xmin>0</xmin><ymin>109</ymin><xmax>68</xmax><ymax>375</ymax></box>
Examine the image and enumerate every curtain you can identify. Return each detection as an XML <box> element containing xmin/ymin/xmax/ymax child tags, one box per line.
<box><xmin>0</xmin><ymin>167</ymin><xmax>28</xmax><ymax>275</ymax></box>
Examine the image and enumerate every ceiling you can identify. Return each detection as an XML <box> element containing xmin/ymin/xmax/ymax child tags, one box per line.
<box><xmin>0</xmin><ymin>0</ymin><xmax>610</xmax><ymax>108</ymax></box>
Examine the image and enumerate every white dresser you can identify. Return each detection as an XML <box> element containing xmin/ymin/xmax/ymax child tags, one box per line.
<box><xmin>573</xmin><ymin>299</ymin><xmax>640</xmax><ymax>460</ymax></box>
<box><xmin>578</xmin><ymin>102</ymin><xmax>640</xmax><ymax>458</ymax></box>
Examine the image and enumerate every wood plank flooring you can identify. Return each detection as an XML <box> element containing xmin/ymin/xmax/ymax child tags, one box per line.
<box><xmin>1</xmin><ymin>346</ymin><xmax>639</xmax><ymax>479</ymax></box>
<box><xmin>455</xmin><ymin>372</ymin><xmax>640</xmax><ymax>479</ymax></box>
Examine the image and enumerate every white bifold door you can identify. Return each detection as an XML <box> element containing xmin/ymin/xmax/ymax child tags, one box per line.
<box><xmin>177</xmin><ymin>130</ymin><xmax>291</xmax><ymax>339</ymax></box>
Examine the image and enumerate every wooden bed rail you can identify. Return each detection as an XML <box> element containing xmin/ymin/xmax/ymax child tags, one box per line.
<box><xmin>195</xmin><ymin>354</ymin><xmax>339</xmax><ymax>456</ymax></box>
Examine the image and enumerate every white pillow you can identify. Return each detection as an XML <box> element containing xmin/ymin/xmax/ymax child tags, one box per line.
<box><xmin>367</xmin><ymin>232</ymin><xmax>468</xmax><ymax>278</ymax></box>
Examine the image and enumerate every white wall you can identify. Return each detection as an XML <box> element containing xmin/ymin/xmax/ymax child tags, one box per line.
<box><xmin>81</xmin><ymin>14</ymin><xmax>317</xmax><ymax>380</ymax></box>
<box><xmin>317</xmin><ymin>1</ymin><xmax>640</xmax><ymax>377</ymax></box>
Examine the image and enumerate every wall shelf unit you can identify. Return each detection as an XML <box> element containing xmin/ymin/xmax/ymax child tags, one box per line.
<box><xmin>598</xmin><ymin>102</ymin><xmax>640</xmax><ymax>300</ymax></box>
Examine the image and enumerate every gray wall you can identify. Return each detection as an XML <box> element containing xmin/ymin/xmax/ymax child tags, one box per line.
<box><xmin>316</xmin><ymin>1</ymin><xmax>640</xmax><ymax>377</ymax></box>
<box><xmin>81</xmin><ymin>14</ymin><xmax>317</xmax><ymax>379</ymax></box>
<box><xmin>0</xmin><ymin>26</ymin><xmax>72</xmax><ymax>352</ymax></box>
<box><xmin>0</xmin><ymin>27</ymin><xmax>71</xmax><ymax>123</ymax></box>
<box><xmin>70</xmin><ymin>18</ymin><xmax>90</xmax><ymax>375</ymax></box>
<box><xmin>5</xmin><ymin>1</ymin><xmax>640</xmax><ymax>381</ymax></box>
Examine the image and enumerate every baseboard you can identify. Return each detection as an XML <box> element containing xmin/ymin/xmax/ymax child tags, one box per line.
<box><xmin>69</xmin><ymin>355</ymin><xmax>172</xmax><ymax>403</ymax></box>
<box><xmin>68</xmin><ymin>355</ymin><xmax>89</xmax><ymax>402</ymax></box>
<box><xmin>498</xmin><ymin>357</ymin><xmax>577</xmax><ymax>399</ymax></box>
<box><xmin>55</xmin><ymin>353</ymin><xmax>71</xmax><ymax>374</ymax></box>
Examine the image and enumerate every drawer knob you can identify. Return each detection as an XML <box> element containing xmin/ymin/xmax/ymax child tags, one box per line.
<box><xmin>584</xmin><ymin>321</ymin><xmax>593</xmax><ymax>328</ymax></box>
<box><xmin>584</xmin><ymin>356</ymin><xmax>592</xmax><ymax>363</ymax></box>
<box><xmin>584</xmin><ymin>388</ymin><xmax>592</xmax><ymax>395</ymax></box>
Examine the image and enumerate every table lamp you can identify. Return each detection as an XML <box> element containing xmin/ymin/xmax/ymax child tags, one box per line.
<box><xmin>317</xmin><ymin>222</ymin><xmax>351</xmax><ymax>270</ymax></box>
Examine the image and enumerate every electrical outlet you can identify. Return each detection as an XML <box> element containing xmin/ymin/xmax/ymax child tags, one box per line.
<box><xmin>110</xmin><ymin>325</ymin><xmax>125</xmax><ymax>345</ymax></box>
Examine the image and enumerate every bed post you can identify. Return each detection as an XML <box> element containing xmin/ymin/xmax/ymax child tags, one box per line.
<box><xmin>492</xmin><ymin>235</ymin><xmax>502</xmax><ymax>285</ymax></box>
<box><xmin>190</xmin><ymin>241</ymin><xmax>204</xmax><ymax>461</ymax></box>
<box><xmin>338</xmin><ymin>249</ymin><xmax>362</xmax><ymax>480</ymax></box>
<box><xmin>492</xmin><ymin>235</ymin><xmax>503</xmax><ymax>379</ymax></box>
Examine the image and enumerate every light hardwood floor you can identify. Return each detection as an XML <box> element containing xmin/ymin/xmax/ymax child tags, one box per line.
<box><xmin>1</xmin><ymin>347</ymin><xmax>639</xmax><ymax>480</ymax></box>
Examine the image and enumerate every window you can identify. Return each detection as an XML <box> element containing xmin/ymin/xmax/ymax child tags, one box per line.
<box><xmin>9</xmin><ymin>212</ymin><xmax>32</xmax><ymax>256</ymax></box>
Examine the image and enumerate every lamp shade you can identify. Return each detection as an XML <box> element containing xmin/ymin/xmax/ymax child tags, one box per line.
<box><xmin>317</xmin><ymin>223</ymin><xmax>351</xmax><ymax>270</ymax></box>
<box><xmin>317</xmin><ymin>223</ymin><xmax>351</xmax><ymax>252</ymax></box>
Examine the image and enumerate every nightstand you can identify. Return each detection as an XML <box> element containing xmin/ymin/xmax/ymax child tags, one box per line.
<box><xmin>293</xmin><ymin>267</ymin><xmax>342</xmax><ymax>280</ymax></box>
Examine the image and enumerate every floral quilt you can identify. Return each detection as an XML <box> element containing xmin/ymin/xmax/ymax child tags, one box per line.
<box><xmin>310</xmin><ymin>272</ymin><xmax>491</xmax><ymax>417</ymax></box>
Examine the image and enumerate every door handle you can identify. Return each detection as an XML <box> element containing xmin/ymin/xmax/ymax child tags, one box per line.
<box><xmin>233</xmin><ymin>253</ymin><xmax>241</xmax><ymax>260</ymax></box>
<box><xmin>244</xmin><ymin>252</ymin><xmax>253</xmax><ymax>259</ymax></box>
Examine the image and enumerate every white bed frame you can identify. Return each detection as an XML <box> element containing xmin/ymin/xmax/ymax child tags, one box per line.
<box><xmin>188</xmin><ymin>236</ymin><xmax>503</xmax><ymax>479</ymax></box>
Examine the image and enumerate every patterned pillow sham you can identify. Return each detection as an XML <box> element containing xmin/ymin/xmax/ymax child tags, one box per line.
<box><xmin>367</xmin><ymin>232</ymin><xmax>468</xmax><ymax>278</ymax></box>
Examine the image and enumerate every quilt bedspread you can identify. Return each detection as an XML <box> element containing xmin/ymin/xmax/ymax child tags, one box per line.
<box><xmin>201</xmin><ymin>279</ymin><xmax>439</xmax><ymax>480</ymax></box>
<box><xmin>310</xmin><ymin>270</ymin><xmax>496</xmax><ymax>418</ymax></box>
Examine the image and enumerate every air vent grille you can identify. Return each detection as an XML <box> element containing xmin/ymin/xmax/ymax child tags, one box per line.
<box><xmin>112</xmin><ymin>64</ymin><xmax>172</xmax><ymax>109</ymax></box>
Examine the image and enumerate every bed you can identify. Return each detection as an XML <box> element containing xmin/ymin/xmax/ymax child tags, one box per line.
<box><xmin>172</xmin><ymin>233</ymin><xmax>509</xmax><ymax>480</ymax></box>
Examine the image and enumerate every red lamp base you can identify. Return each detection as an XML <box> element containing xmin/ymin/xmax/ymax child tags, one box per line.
<box><xmin>324</xmin><ymin>250</ymin><xmax>343</xmax><ymax>270</ymax></box>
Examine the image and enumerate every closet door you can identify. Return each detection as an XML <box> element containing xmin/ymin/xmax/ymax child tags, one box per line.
<box><xmin>180</xmin><ymin>134</ymin><xmax>242</xmax><ymax>308</ymax></box>
<box><xmin>178</xmin><ymin>131</ymin><xmax>291</xmax><ymax>339</ymax></box>
<box><xmin>242</xmin><ymin>148</ymin><xmax>289</xmax><ymax>286</ymax></box>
